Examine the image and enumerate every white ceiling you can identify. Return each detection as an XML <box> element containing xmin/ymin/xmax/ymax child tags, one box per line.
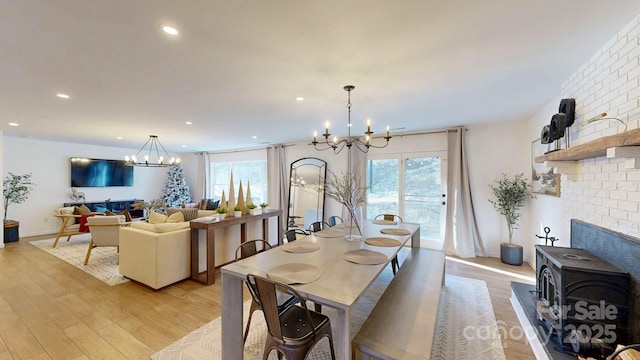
<box><xmin>2</xmin><ymin>0</ymin><xmax>640</xmax><ymax>153</ymax></box>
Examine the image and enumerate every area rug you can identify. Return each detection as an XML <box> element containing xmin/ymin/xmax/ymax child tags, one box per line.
<box><xmin>29</xmin><ymin>233</ymin><xmax>129</xmax><ymax>286</ymax></box>
<box><xmin>151</xmin><ymin>271</ymin><xmax>505</xmax><ymax>360</ymax></box>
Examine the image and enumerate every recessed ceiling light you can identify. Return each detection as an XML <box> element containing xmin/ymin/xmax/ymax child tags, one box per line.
<box><xmin>163</xmin><ymin>26</ymin><xmax>179</xmax><ymax>35</ymax></box>
<box><xmin>8</xmin><ymin>122</ymin><xmax>19</xmax><ymax>126</ymax></box>
<box><xmin>116</xmin><ymin>136</ymin><xmax>123</xmax><ymax>140</ymax></box>
<box><xmin>296</xmin><ymin>97</ymin><xmax>304</xmax><ymax>101</ymax></box>
<box><xmin>252</xmin><ymin>135</ymin><xmax>257</xmax><ymax>139</ymax></box>
<box><xmin>185</xmin><ymin>121</ymin><xmax>192</xmax><ymax>125</ymax></box>
<box><xmin>56</xmin><ymin>93</ymin><xmax>70</xmax><ymax>99</ymax></box>
<box><xmin>182</xmin><ymin>145</ymin><xmax>187</xmax><ymax>148</ymax></box>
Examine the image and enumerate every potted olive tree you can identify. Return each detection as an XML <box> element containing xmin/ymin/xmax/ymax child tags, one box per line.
<box><xmin>489</xmin><ymin>173</ymin><xmax>535</xmax><ymax>265</ymax></box>
<box><xmin>3</xmin><ymin>173</ymin><xmax>35</xmax><ymax>242</ymax></box>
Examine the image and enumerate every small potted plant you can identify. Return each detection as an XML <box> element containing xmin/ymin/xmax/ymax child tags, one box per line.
<box><xmin>3</xmin><ymin>173</ymin><xmax>35</xmax><ymax>243</ymax></box>
<box><xmin>489</xmin><ymin>173</ymin><xmax>535</xmax><ymax>265</ymax></box>
<box><xmin>259</xmin><ymin>202</ymin><xmax>268</xmax><ymax>211</ymax></box>
<box><xmin>233</xmin><ymin>205</ymin><xmax>243</xmax><ymax>218</ymax></box>
<box><xmin>247</xmin><ymin>203</ymin><xmax>257</xmax><ymax>215</ymax></box>
<box><xmin>216</xmin><ymin>206</ymin><xmax>228</xmax><ymax>220</ymax></box>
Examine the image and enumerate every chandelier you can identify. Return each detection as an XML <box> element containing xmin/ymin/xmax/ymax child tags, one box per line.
<box><xmin>124</xmin><ymin>135</ymin><xmax>180</xmax><ymax>167</ymax></box>
<box><xmin>311</xmin><ymin>85</ymin><xmax>391</xmax><ymax>153</ymax></box>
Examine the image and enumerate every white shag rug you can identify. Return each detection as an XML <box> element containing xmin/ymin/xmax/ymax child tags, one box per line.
<box><xmin>151</xmin><ymin>271</ymin><xmax>505</xmax><ymax>360</ymax></box>
<box><xmin>30</xmin><ymin>234</ymin><xmax>130</xmax><ymax>286</ymax></box>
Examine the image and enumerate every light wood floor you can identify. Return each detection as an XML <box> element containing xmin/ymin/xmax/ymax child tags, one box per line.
<box><xmin>0</xmin><ymin>235</ymin><xmax>536</xmax><ymax>359</ymax></box>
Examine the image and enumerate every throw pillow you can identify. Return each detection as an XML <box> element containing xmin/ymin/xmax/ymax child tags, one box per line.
<box><xmin>119</xmin><ymin>209</ymin><xmax>132</xmax><ymax>222</ymax></box>
<box><xmin>206</xmin><ymin>199</ymin><xmax>219</xmax><ymax>210</ymax></box>
<box><xmin>199</xmin><ymin>199</ymin><xmax>208</xmax><ymax>210</ymax></box>
<box><xmin>166</xmin><ymin>211</ymin><xmax>185</xmax><ymax>223</ymax></box>
<box><xmin>104</xmin><ymin>210</ymin><xmax>116</xmax><ymax>216</ymax></box>
<box><xmin>149</xmin><ymin>211</ymin><xmax>168</xmax><ymax>224</ymax></box>
<box><xmin>74</xmin><ymin>204</ymin><xmax>92</xmax><ymax>223</ymax></box>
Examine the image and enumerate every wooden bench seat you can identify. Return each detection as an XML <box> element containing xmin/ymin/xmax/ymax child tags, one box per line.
<box><xmin>352</xmin><ymin>247</ymin><xmax>446</xmax><ymax>360</ymax></box>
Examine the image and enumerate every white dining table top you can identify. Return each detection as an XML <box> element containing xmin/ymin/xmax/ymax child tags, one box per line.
<box><xmin>221</xmin><ymin>220</ymin><xmax>420</xmax><ymax>309</ymax></box>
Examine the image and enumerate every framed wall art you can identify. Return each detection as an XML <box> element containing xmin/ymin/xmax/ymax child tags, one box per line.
<box><xmin>531</xmin><ymin>138</ymin><xmax>561</xmax><ymax>197</ymax></box>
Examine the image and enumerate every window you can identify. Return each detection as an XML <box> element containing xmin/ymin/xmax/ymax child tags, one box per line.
<box><xmin>210</xmin><ymin>160</ymin><xmax>268</xmax><ymax>205</ymax></box>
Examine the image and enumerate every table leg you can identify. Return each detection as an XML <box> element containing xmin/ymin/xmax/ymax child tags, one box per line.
<box><xmin>190</xmin><ymin>229</ymin><xmax>199</xmax><ymax>280</ymax></box>
<box><xmin>206</xmin><ymin>227</ymin><xmax>216</xmax><ymax>285</ymax></box>
<box><xmin>334</xmin><ymin>306</ymin><xmax>352</xmax><ymax>360</ymax></box>
<box><xmin>221</xmin><ymin>272</ymin><xmax>244</xmax><ymax>359</ymax></box>
<box><xmin>411</xmin><ymin>226</ymin><xmax>421</xmax><ymax>248</ymax></box>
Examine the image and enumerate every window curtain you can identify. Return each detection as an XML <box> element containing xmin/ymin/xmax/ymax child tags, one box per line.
<box><xmin>267</xmin><ymin>144</ymin><xmax>287</xmax><ymax>217</ymax></box>
<box><xmin>197</xmin><ymin>152</ymin><xmax>210</xmax><ymax>200</ymax></box>
<box><xmin>444</xmin><ymin>128</ymin><xmax>486</xmax><ymax>257</ymax></box>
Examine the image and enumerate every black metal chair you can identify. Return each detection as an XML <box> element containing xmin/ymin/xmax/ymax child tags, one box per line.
<box><xmin>308</xmin><ymin>221</ymin><xmax>330</xmax><ymax>233</ymax></box>
<box><xmin>285</xmin><ymin>228</ymin><xmax>308</xmax><ymax>242</ymax></box>
<box><xmin>328</xmin><ymin>216</ymin><xmax>343</xmax><ymax>227</ymax></box>
<box><xmin>235</xmin><ymin>239</ymin><xmax>298</xmax><ymax>344</ymax></box>
<box><xmin>374</xmin><ymin>213</ymin><xmax>404</xmax><ymax>222</ymax></box>
<box><xmin>375</xmin><ymin>214</ymin><xmax>403</xmax><ymax>275</ymax></box>
<box><xmin>248</xmin><ymin>274</ymin><xmax>336</xmax><ymax>360</ymax></box>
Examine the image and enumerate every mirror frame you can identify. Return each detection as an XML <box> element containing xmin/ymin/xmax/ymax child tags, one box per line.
<box><xmin>286</xmin><ymin>157</ymin><xmax>327</xmax><ymax>230</ymax></box>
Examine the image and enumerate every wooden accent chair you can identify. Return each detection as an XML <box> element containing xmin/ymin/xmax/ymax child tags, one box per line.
<box><xmin>248</xmin><ymin>274</ymin><xmax>336</xmax><ymax>360</ymax></box>
<box><xmin>235</xmin><ymin>240</ymin><xmax>298</xmax><ymax>344</ymax></box>
<box><xmin>375</xmin><ymin>213</ymin><xmax>403</xmax><ymax>275</ymax></box>
<box><xmin>85</xmin><ymin>215</ymin><xmax>128</xmax><ymax>265</ymax></box>
<box><xmin>284</xmin><ymin>229</ymin><xmax>308</xmax><ymax>243</ymax></box>
<box><xmin>53</xmin><ymin>206</ymin><xmax>83</xmax><ymax>247</ymax></box>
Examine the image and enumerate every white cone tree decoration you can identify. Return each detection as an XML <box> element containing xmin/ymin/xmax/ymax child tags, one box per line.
<box><xmin>246</xmin><ymin>180</ymin><xmax>253</xmax><ymax>206</ymax></box>
<box><xmin>220</xmin><ymin>190</ymin><xmax>226</xmax><ymax>210</ymax></box>
<box><xmin>228</xmin><ymin>171</ymin><xmax>236</xmax><ymax>215</ymax></box>
<box><xmin>237</xmin><ymin>180</ymin><xmax>246</xmax><ymax>213</ymax></box>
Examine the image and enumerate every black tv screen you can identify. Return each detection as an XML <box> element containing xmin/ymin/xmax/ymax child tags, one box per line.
<box><xmin>70</xmin><ymin>158</ymin><xmax>134</xmax><ymax>187</ymax></box>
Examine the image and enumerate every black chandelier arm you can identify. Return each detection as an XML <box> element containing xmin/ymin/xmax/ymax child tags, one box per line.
<box><xmin>363</xmin><ymin>136</ymin><xmax>392</xmax><ymax>149</ymax></box>
<box><xmin>351</xmin><ymin>140</ymin><xmax>370</xmax><ymax>153</ymax></box>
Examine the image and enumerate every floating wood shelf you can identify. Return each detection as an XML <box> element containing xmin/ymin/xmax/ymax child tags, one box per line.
<box><xmin>535</xmin><ymin>127</ymin><xmax>640</xmax><ymax>163</ymax></box>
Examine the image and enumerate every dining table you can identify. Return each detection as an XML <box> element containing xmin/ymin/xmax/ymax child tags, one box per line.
<box><xmin>220</xmin><ymin>219</ymin><xmax>420</xmax><ymax>360</ymax></box>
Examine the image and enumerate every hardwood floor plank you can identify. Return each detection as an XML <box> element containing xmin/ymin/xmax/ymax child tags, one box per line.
<box><xmin>63</xmin><ymin>323</ymin><xmax>127</xmax><ymax>360</ymax></box>
<box><xmin>93</xmin><ymin>323</ymin><xmax>155</xmax><ymax>360</ymax></box>
<box><xmin>0</xmin><ymin>287</ymin><xmax>84</xmax><ymax>360</ymax></box>
<box><xmin>0</xmin><ymin>295</ymin><xmax>48</xmax><ymax>360</ymax></box>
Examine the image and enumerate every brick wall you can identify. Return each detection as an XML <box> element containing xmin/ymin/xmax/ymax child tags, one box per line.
<box><xmin>560</xmin><ymin>15</ymin><xmax>640</xmax><ymax>237</ymax></box>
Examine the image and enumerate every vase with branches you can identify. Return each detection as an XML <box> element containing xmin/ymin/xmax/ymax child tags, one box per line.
<box><xmin>325</xmin><ymin>168</ymin><xmax>367</xmax><ymax>241</ymax></box>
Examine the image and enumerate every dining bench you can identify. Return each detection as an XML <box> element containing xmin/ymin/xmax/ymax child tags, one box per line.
<box><xmin>352</xmin><ymin>247</ymin><xmax>446</xmax><ymax>359</ymax></box>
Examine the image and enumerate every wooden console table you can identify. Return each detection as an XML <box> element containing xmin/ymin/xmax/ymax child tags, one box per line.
<box><xmin>189</xmin><ymin>209</ymin><xmax>283</xmax><ymax>285</ymax></box>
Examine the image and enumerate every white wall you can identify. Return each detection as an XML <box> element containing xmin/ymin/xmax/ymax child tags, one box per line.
<box><xmin>524</xmin><ymin>14</ymin><xmax>640</xmax><ymax>265</ymax></box>
<box><xmin>2</xmin><ymin>137</ymin><xmax>170</xmax><ymax>237</ymax></box>
<box><xmin>465</xmin><ymin>121</ymin><xmax>532</xmax><ymax>259</ymax></box>
<box><xmin>0</xmin><ymin>130</ymin><xmax>3</xmax><ymax>246</ymax></box>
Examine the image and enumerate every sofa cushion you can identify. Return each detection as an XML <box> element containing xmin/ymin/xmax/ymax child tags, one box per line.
<box><xmin>167</xmin><ymin>211</ymin><xmax>185</xmax><ymax>223</ymax></box>
<box><xmin>129</xmin><ymin>221</ymin><xmax>189</xmax><ymax>233</ymax></box>
<box><xmin>166</xmin><ymin>208</ymin><xmax>199</xmax><ymax>221</ymax></box>
<box><xmin>149</xmin><ymin>212</ymin><xmax>168</xmax><ymax>224</ymax></box>
<box><xmin>74</xmin><ymin>205</ymin><xmax>92</xmax><ymax>223</ymax></box>
<box><xmin>58</xmin><ymin>206</ymin><xmax>75</xmax><ymax>216</ymax></box>
<box><xmin>154</xmin><ymin>222</ymin><xmax>190</xmax><ymax>233</ymax></box>
<box><xmin>129</xmin><ymin>222</ymin><xmax>156</xmax><ymax>231</ymax></box>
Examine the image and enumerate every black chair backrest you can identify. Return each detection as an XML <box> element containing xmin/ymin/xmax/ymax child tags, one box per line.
<box><xmin>248</xmin><ymin>274</ymin><xmax>312</xmax><ymax>341</ymax></box>
<box><xmin>308</xmin><ymin>221</ymin><xmax>329</xmax><ymax>233</ymax></box>
<box><xmin>285</xmin><ymin>229</ymin><xmax>308</xmax><ymax>242</ymax></box>
<box><xmin>235</xmin><ymin>239</ymin><xmax>271</xmax><ymax>261</ymax></box>
<box><xmin>328</xmin><ymin>216</ymin><xmax>342</xmax><ymax>227</ymax></box>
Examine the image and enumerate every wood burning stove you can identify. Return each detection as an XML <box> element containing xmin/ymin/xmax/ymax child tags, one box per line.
<box><xmin>535</xmin><ymin>245</ymin><xmax>630</xmax><ymax>355</ymax></box>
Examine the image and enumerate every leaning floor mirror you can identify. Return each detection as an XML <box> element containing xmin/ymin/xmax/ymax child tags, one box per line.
<box><xmin>286</xmin><ymin>157</ymin><xmax>326</xmax><ymax>230</ymax></box>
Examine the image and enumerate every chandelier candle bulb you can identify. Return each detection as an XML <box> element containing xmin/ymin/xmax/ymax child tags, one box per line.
<box><xmin>313</xmin><ymin>131</ymin><xmax>317</xmax><ymax>142</ymax></box>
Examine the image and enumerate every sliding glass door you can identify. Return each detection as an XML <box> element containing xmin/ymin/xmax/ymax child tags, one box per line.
<box><xmin>366</xmin><ymin>152</ymin><xmax>447</xmax><ymax>242</ymax></box>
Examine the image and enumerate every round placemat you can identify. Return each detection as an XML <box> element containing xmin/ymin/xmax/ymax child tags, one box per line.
<box><xmin>380</xmin><ymin>228</ymin><xmax>411</xmax><ymax>236</ymax></box>
<box><xmin>267</xmin><ymin>263</ymin><xmax>322</xmax><ymax>284</ymax></box>
<box><xmin>365</xmin><ymin>237</ymin><xmax>401</xmax><ymax>247</ymax></box>
<box><xmin>372</xmin><ymin>219</ymin><xmax>397</xmax><ymax>225</ymax></box>
<box><xmin>343</xmin><ymin>249</ymin><xmax>388</xmax><ymax>265</ymax></box>
<box><xmin>314</xmin><ymin>227</ymin><xmax>344</xmax><ymax>238</ymax></box>
<box><xmin>280</xmin><ymin>242</ymin><xmax>320</xmax><ymax>253</ymax></box>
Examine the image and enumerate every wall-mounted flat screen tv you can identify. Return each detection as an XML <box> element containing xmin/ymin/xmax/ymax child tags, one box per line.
<box><xmin>70</xmin><ymin>158</ymin><xmax>134</xmax><ymax>187</ymax></box>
